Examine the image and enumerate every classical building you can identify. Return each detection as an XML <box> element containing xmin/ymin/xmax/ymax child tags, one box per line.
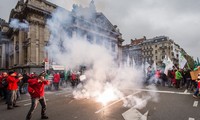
<box><xmin>0</xmin><ymin>18</ymin><xmax>10</xmax><ymax>70</ymax></box>
<box><xmin>141</xmin><ymin>36</ymin><xmax>180</xmax><ymax>66</ymax></box>
<box><xmin>122</xmin><ymin>37</ymin><xmax>145</xmax><ymax>66</ymax></box>
<box><xmin>1</xmin><ymin>0</ymin><xmax>123</xmax><ymax>73</ymax></box>
<box><xmin>123</xmin><ymin>36</ymin><xmax>188</xmax><ymax>67</ymax></box>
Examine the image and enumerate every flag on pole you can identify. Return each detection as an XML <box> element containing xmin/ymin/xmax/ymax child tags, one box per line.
<box><xmin>179</xmin><ymin>52</ymin><xmax>187</xmax><ymax>69</ymax></box>
<box><xmin>153</xmin><ymin>61</ymin><xmax>157</xmax><ymax>71</ymax></box>
<box><xmin>197</xmin><ymin>57</ymin><xmax>200</xmax><ymax>66</ymax></box>
<box><xmin>164</xmin><ymin>57</ymin><xmax>174</xmax><ymax>75</ymax></box>
<box><xmin>142</xmin><ymin>61</ymin><xmax>150</xmax><ymax>75</ymax></box>
<box><xmin>145</xmin><ymin>61</ymin><xmax>150</xmax><ymax>74</ymax></box>
<box><xmin>162</xmin><ymin>55</ymin><xmax>168</xmax><ymax>65</ymax></box>
<box><xmin>187</xmin><ymin>63</ymin><xmax>191</xmax><ymax>70</ymax></box>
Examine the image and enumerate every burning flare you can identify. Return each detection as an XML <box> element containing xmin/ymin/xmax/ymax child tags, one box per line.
<box><xmin>96</xmin><ymin>83</ymin><xmax>122</xmax><ymax>106</ymax></box>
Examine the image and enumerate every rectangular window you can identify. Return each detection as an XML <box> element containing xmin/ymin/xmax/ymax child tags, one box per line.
<box><xmin>87</xmin><ymin>35</ymin><xmax>93</xmax><ymax>43</ymax></box>
<box><xmin>104</xmin><ymin>40</ymin><xmax>110</xmax><ymax>49</ymax></box>
<box><xmin>96</xmin><ymin>36</ymin><xmax>103</xmax><ymax>45</ymax></box>
<box><xmin>111</xmin><ymin>43</ymin><xmax>116</xmax><ymax>52</ymax></box>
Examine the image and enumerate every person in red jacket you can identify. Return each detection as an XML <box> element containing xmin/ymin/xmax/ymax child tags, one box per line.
<box><xmin>6</xmin><ymin>71</ymin><xmax>23</xmax><ymax>110</ymax></box>
<box><xmin>53</xmin><ymin>72</ymin><xmax>60</xmax><ymax>90</ymax></box>
<box><xmin>0</xmin><ymin>72</ymin><xmax>8</xmax><ymax>100</ymax></box>
<box><xmin>71</xmin><ymin>72</ymin><xmax>77</xmax><ymax>87</ymax></box>
<box><xmin>26</xmin><ymin>72</ymin><xmax>50</xmax><ymax>120</ymax></box>
<box><xmin>0</xmin><ymin>73</ymin><xmax>3</xmax><ymax>98</ymax></box>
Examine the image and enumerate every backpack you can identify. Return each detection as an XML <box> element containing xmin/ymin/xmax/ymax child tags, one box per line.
<box><xmin>1</xmin><ymin>78</ymin><xmax>8</xmax><ymax>88</ymax></box>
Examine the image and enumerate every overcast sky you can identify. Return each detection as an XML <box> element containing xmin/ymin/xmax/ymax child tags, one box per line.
<box><xmin>0</xmin><ymin>0</ymin><xmax>200</xmax><ymax>59</ymax></box>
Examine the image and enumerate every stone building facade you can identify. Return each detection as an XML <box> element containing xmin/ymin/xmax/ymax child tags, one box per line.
<box><xmin>6</xmin><ymin>0</ymin><xmax>56</xmax><ymax>73</ymax></box>
<box><xmin>122</xmin><ymin>37</ymin><xmax>145</xmax><ymax>66</ymax></box>
<box><xmin>141</xmin><ymin>36</ymin><xmax>180</xmax><ymax>66</ymax></box>
<box><xmin>1</xmin><ymin>0</ymin><xmax>123</xmax><ymax>73</ymax></box>
<box><xmin>123</xmin><ymin>36</ymin><xmax>184</xmax><ymax>67</ymax></box>
<box><xmin>0</xmin><ymin>18</ymin><xmax>10</xmax><ymax>70</ymax></box>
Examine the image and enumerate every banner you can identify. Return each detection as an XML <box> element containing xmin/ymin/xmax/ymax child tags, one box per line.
<box><xmin>162</xmin><ymin>55</ymin><xmax>168</xmax><ymax>65</ymax></box>
<box><xmin>179</xmin><ymin>52</ymin><xmax>187</xmax><ymax>69</ymax></box>
<box><xmin>164</xmin><ymin>57</ymin><xmax>174</xmax><ymax>75</ymax></box>
<box><xmin>172</xmin><ymin>43</ymin><xmax>177</xmax><ymax>58</ymax></box>
<box><xmin>152</xmin><ymin>61</ymin><xmax>157</xmax><ymax>71</ymax></box>
<box><xmin>45</xmin><ymin>62</ymin><xmax>49</xmax><ymax>70</ymax></box>
<box><xmin>190</xmin><ymin>67</ymin><xmax>200</xmax><ymax>80</ymax></box>
<box><xmin>52</xmin><ymin>65</ymin><xmax>65</xmax><ymax>70</ymax></box>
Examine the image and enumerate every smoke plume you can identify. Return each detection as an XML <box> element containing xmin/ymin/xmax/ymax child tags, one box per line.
<box><xmin>46</xmin><ymin>7</ymin><xmax>158</xmax><ymax>108</ymax></box>
<box><xmin>9</xmin><ymin>18</ymin><xmax>29</xmax><ymax>30</ymax></box>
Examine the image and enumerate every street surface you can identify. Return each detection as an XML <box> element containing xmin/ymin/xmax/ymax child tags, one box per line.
<box><xmin>0</xmin><ymin>86</ymin><xmax>200</xmax><ymax>120</ymax></box>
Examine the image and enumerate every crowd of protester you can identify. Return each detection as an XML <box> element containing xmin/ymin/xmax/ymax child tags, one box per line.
<box><xmin>1</xmin><ymin>65</ymin><xmax>200</xmax><ymax>104</ymax></box>
<box><xmin>0</xmin><ymin>67</ymin><xmax>85</xmax><ymax>103</ymax></box>
<box><xmin>146</xmin><ymin>65</ymin><xmax>200</xmax><ymax>98</ymax></box>
<box><xmin>44</xmin><ymin>69</ymin><xmax>83</xmax><ymax>91</ymax></box>
<box><xmin>0</xmin><ymin>68</ymin><xmax>85</xmax><ymax>119</ymax></box>
<box><xmin>0</xmin><ymin>65</ymin><xmax>200</xmax><ymax>119</ymax></box>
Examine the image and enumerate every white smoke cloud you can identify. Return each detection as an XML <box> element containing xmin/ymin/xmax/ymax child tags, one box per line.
<box><xmin>46</xmin><ymin>7</ymin><xmax>158</xmax><ymax>108</ymax></box>
<box><xmin>9</xmin><ymin>18</ymin><xmax>29</xmax><ymax>30</ymax></box>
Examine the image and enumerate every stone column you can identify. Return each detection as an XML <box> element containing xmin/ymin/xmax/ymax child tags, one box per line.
<box><xmin>44</xmin><ymin>25</ymin><xmax>49</xmax><ymax>42</ymax></box>
<box><xmin>39</xmin><ymin>25</ymin><xmax>45</xmax><ymax>64</ymax></box>
<box><xmin>43</xmin><ymin>26</ymin><xmax>49</xmax><ymax>63</ymax></box>
<box><xmin>28</xmin><ymin>26</ymin><xmax>31</xmax><ymax>38</ymax></box>
<box><xmin>36</xmin><ymin>40</ymin><xmax>39</xmax><ymax>65</ymax></box>
<box><xmin>27</xmin><ymin>42</ymin><xmax>31</xmax><ymax>64</ymax></box>
<box><xmin>35</xmin><ymin>24</ymin><xmax>39</xmax><ymax>65</ymax></box>
<box><xmin>13</xmin><ymin>35</ymin><xmax>17</xmax><ymax>65</ymax></box>
<box><xmin>18</xmin><ymin>31</ymin><xmax>24</xmax><ymax>65</ymax></box>
<box><xmin>29</xmin><ymin>23</ymin><xmax>36</xmax><ymax>64</ymax></box>
<box><xmin>2</xmin><ymin>43</ymin><xmax>6</xmax><ymax>68</ymax></box>
<box><xmin>27</xmin><ymin>24</ymin><xmax>31</xmax><ymax>64</ymax></box>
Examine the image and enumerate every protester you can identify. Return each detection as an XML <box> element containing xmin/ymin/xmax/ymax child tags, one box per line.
<box><xmin>59</xmin><ymin>71</ymin><xmax>65</xmax><ymax>87</ymax></box>
<box><xmin>167</xmin><ymin>70</ymin><xmax>173</xmax><ymax>87</ymax></box>
<box><xmin>146</xmin><ymin>66</ymin><xmax>152</xmax><ymax>84</ymax></box>
<box><xmin>64</xmin><ymin>70</ymin><xmax>71</xmax><ymax>87</ymax></box>
<box><xmin>26</xmin><ymin>72</ymin><xmax>50</xmax><ymax>120</ymax></box>
<box><xmin>171</xmin><ymin>69</ymin><xmax>176</xmax><ymax>87</ymax></box>
<box><xmin>181</xmin><ymin>69</ymin><xmax>187</xmax><ymax>88</ymax></box>
<box><xmin>0</xmin><ymin>72</ymin><xmax>8</xmax><ymax>100</ymax></box>
<box><xmin>193</xmin><ymin>73</ymin><xmax>200</xmax><ymax>98</ymax></box>
<box><xmin>16</xmin><ymin>73</ymin><xmax>23</xmax><ymax>100</ymax></box>
<box><xmin>21</xmin><ymin>71</ymin><xmax>30</xmax><ymax>94</ymax></box>
<box><xmin>185</xmin><ymin>69</ymin><xmax>192</xmax><ymax>90</ymax></box>
<box><xmin>71</xmin><ymin>71</ymin><xmax>77</xmax><ymax>87</ymax></box>
<box><xmin>53</xmin><ymin>72</ymin><xmax>60</xmax><ymax>90</ymax></box>
<box><xmin>160</xmin><ymin>71</ymin><xmax>168</xmax><ymax>86</ymax></box>
<box><xmin>6</xmin><ymin>71</ymin><xmax>23</xmax><ymax>110</ymax></box>
<box><xmin>45</xmin><ymin>71</ymin><xmax>53</xmax><ymax>91</ymax></box>
<box><xmin>0</xmin><ymin>73</ymin><xmax>3</xmax><ymax>99</ymax></box>
<box><xmin>175</xmin><ymin>68</ymin><xmax>183</xmax><ymax>89</ymax></box>
<box><xmin>154</xmin><ymin>69</ymin><xmax>160</xmax><ymax>85</ymax></box>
